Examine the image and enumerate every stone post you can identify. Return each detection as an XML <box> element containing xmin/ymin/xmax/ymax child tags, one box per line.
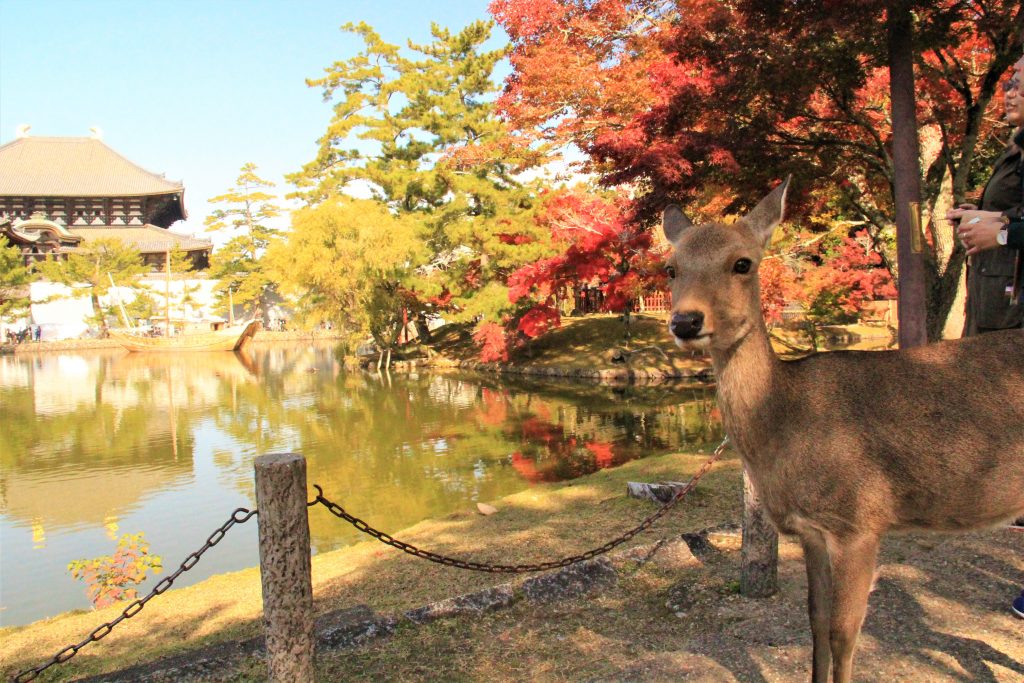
<box><xmin>740</xmin><ymin>468</ymin><xmax>779</xmax><ymax>597</ymax></box>
<box><xmin>254</xmin><ymin>453</ymin><xmax>314</xmax><ymax>682</ymax></box>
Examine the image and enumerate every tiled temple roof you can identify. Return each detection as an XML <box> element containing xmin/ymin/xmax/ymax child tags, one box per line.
<box><xmin>0</xmin><ymin>136</ymin><xmax>184</xmax><ymax>197</ymax></box>
<box><xmin>67</xmin><ymin>225</ymin><xmax>212</xmax><ymax>254</ymax></box>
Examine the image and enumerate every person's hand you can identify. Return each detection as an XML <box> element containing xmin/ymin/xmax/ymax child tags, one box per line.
<box><xmin>945</xmin><ymin>203</ymin><xmax>979</xmax><ymax>222</ymax></box>
<box><xmin>956</xmin><ymin>210</ymin><xmax>1006</xmax><ymax>255</ymax></box>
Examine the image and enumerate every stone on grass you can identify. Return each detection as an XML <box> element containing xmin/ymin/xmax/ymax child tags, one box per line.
<box><xmin>316</xmin><ymin>605</ymin><xmax>397</xmax><ymax>650</ymax></box>
<box><xmin>521</xmin><ymin>558</ymin><xmax>617</xmax><ymax>602</ymax></box>
<box><xmin>405</xmin><ymin>584</ymin><xmax>516</xmax><ymax>624</ymax></box>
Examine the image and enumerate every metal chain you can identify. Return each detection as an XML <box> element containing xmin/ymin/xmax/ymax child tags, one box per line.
<box><xmin>13</xmin><ymin>508</ymin><xmax>257</xmax><ymax>683</ymax></box>
<box><xmin>310</xmin><ymin>437</ymin><xmax>729</xmax><ymax>574</ymax></box>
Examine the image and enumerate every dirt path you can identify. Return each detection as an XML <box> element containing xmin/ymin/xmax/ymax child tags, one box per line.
<box><xmin>308</xmin><ymin>528</ymin><xmax>1022</xmax><ymax>682</ymax></box>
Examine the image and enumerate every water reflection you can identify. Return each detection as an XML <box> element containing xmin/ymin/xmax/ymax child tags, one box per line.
<box><xmin>0</xmin><ymin>345</ymin><xmax>720</xmax><ymax>626</ymax></box>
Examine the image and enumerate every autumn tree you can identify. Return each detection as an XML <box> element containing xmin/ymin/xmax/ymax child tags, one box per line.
<box><xmin>493</xmin><ymin>0</ymin><xmax>1023</xmax><ymax>338</ymax></box>
<box><xmin>265</xmin><ymin>199</ymin><xmax>425</xmax><ymax>364</ymax></box>
<box><xmin>206</xmin><ymin>163</ymin><xmax>283</xmax><ymax>319</ymax></box>
<box><xmin>291</xmin><ymin>21</ymin><xmax>550</xmax><ymax>343</ymax></box>
<box><xmin>37</xmin><ymin>239</ymin><xmax>146</xmax><ymax>336</ymax></box>
<box><xmin>0</xmin><ymin>235</ymin><xmax>33</xmax><ymax>324</ymax></box>
<box><xmin>501</xmin><ymin>187</ymin><xmax>662</xmax><ymax>351</ymax></box>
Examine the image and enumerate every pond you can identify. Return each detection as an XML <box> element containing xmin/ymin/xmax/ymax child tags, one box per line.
<box><xmin>0</xmin><ymin>344</ymin><xmax>721</xmax><ymax>627</ymax></box>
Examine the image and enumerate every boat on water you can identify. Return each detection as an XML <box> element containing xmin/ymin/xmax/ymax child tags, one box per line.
<box><xmin>109</xmin><ymin>319</ymin><xmax>258</xmax><ymax>353</ymax></box>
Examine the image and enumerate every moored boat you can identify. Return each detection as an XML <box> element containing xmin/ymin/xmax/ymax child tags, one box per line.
<box><xmin>109</xmin><ymin>319</ymin><xmax>257</xmax><ymax>353</ymax></box>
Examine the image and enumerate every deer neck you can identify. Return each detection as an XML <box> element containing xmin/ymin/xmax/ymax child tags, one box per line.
<box><xmin>708</xmin><ymin>317</ymin><xmax>782</xmax><ymax>469</ymax></box>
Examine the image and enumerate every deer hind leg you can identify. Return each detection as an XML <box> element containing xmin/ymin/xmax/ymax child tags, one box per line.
<box><xmin>800</xmin><ymin>530</ymin><xmax>833</xmax><ymax>683</ymax></box>
<box><xmin>827</xmin><ymin>533</ymin><xmax>881</xmax><ymax>683</ymax></box>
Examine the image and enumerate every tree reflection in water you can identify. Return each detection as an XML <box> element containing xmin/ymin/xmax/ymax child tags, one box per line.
<box><xmin>0</xmin><ymin>344</ymin><xmax>720</xmax><ymax>626</ymax></box>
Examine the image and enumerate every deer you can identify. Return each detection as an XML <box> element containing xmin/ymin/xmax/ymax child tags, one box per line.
<box><xmin>661</xmin><ymin>178</ymin><xmax>1024</xmax><ymax>683</ymax></box>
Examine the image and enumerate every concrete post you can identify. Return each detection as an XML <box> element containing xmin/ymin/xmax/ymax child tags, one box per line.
<box><xmin>254</xmin><ymin>453</ymin><xmax>314</xmax><ymax>682</ymax></box>
<box><xmin>740</xmin><ymin>468</ymin><xmax>779</xmax><ymax>597</ymax></box>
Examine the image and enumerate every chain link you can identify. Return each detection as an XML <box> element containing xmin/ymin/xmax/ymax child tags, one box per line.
<box><xmin>13</xmin><ymin>439</ymin><xmax>729</xmax><ymax>681</ymax></box>
<box><xmin>310</xmin><ymin>438</ymin><xmax>729</xmax><ymax>574</ymax></box>
<box><xmin>13</xmin><ymin>508</ymin><xmax>257</xmax><ymax>683</ymax></box>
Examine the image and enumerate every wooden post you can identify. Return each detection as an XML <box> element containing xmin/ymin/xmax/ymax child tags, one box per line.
<box><xmin>740</xmin><ymin>469</ymin><xmax>778</xmax><ymax>597</ymax></box>
<box><xmin>254</xmin><ymin>453</ymin><xmax>315</xmax><ymax>682</ymax></box>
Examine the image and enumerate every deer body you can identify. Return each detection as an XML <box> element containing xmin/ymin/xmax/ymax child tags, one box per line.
<box><xmin>663</xmin><ymin>180</ymin><xmax>1024</xmax><ymax>682</ymax></box>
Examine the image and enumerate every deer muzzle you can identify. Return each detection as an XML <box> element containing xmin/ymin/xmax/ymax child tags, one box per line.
<box><xmin>670</xmin><ymin>311</ymin><xmax>705</xmax><ymax>341</ymax></box>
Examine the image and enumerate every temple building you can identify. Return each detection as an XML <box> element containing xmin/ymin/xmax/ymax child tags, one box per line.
<box><xmin>0</xmin><ymin>127</ymin><xmax>212</xmax><ymax>269</ymax></box>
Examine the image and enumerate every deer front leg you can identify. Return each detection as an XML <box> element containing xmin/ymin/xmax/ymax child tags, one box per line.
<box><xmin>799</xmin><ymin>530</ymin><xmax>833</xmax><ymax>683</ymax></box>
<box><xmin>827</xmin><ymin>533</ymin><xmax>880</xmax><ymax>683</ymax></box>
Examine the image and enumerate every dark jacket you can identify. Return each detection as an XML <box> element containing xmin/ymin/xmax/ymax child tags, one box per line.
<box><xmin>963</xmin><ymin>129</ymin><xmax>1024</xmax><ymax>334</ymax></box>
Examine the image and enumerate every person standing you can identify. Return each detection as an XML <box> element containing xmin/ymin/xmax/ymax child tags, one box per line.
<box><xmin>945</xmin><ymin>67</ymin><xmax>1024</xmax><ymax>619</ymax></box>
<box><xmin>947</xmin><ymin>74</ymin><xmax>1024</xmax><ymax>333</ymax></box>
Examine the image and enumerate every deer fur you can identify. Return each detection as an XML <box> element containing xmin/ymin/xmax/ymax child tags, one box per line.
<box><xmin>662</xmin><ymin>179</ymin><xmax>1024</xmax><ymax>683</ymax></box>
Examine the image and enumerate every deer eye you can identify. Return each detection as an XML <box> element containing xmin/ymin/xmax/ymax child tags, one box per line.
<box><xmin>665</xmin><ymin>265</ymin><xmax>676</xmax><ymax>279</ymax></box>
<box><xmin>732</xmin><ymin>258</ymin><xmax>752</xmax><ymax>274</ymax></box>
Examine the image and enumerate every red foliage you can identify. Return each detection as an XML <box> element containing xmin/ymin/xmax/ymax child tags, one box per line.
<box><xmin>429</xmin><ymin>289</ymin><xmax>453</xmax><ymax>307</ymax></box>
<box><xmin>517</xmin><ymin>304</ymin><xmax>560</xmax><ymax>338</ymax></box>
<box><xmin>798</xmin><ymin>231</ymin><xmax>897</xmax><ymax>315</ymax></box>
<box><xmin>473</xmin><ymin>321</ymin><xmax>511</xmax><ymax>362</ymax></box>
<box><xmin>584</xmin><ymin>441</ymin><xmax>616</xmax><ymax>469</ymax></box>
<box><xmin>493</xmin><ymin>0</ymin><xmax>1021</xmax><ymax>229</ymax></box>
<box><xmin>507</xmin><ymin>189</ymin><xmax>664</xmax><ymax>340</ymax></box>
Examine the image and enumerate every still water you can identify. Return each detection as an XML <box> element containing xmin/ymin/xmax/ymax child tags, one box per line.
<box><xmin>0</xmin><ymin>344</ymin><xmax>720</xmax><ymax>627</ymax></box>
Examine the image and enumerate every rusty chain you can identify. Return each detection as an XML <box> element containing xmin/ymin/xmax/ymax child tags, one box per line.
<box><xmin>13</xmin><ymin>507</ymin><xmax>257</xmax><ymax>683</ymax></box>
<box><xmin>309</xmin><ymin>437</ymin><xmax>729</xmax><ymax>574</ymax></box>
<box><xmin>13</xmin><ymin>439</ymin><xmax>728</xmax><ymax>681</ymax></box>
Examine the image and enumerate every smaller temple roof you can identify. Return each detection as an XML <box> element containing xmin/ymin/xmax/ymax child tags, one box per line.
<box><xmin>12</xmin><ymin>212</ymin><xmax>82</xmax><ymax>242</ymax></box>
<box><xmin>67</xmin><ymin>225</ymin><xmax>212</xmax><ymax>254</ymax></box>
<box><xmin>0</xmin><ymin>135</ymin><xmax>184</xmax><ymax>197</ymax></box>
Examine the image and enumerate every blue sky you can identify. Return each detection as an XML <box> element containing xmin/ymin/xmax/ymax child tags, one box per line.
<box><xmin>0</xmin><ymin>1</ymin><xmax>507</xmax><ymax>239</ymax></box>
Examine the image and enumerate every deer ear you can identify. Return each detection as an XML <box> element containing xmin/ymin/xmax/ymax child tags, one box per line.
<box><xmin>744</xmin><ymin>176</ymin><xmax>791</xmax><ymax>248</ymax></box>
<box><xmin>662</xmin><ymin>205</ymin><xmax>692</xmax><ymax>243</ymax></box>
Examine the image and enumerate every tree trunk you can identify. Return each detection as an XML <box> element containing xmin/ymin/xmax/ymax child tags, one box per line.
<box><xmin>887</xmin><ymin>0</ymin><xmax>928</xmax><ymax>349</ymax></box>
<box><xmin>414</xmin><ymin>313</ymin><xmax>432</xmax><ymax>343</ymax></box>
<box><xmin>91</xmin><ymin>291</ymin><xmax>109</xmax><ymax>338</ymax></box>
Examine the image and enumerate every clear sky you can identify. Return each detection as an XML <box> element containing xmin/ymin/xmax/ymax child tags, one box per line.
<box><xmin>0</xmin><ymin>1</ymin><xmax>507</xmax><ymax>240</ymax></box>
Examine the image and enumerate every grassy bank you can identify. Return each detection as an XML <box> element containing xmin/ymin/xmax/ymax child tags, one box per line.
<box><xmin>4</xmin><ymin>441</ymin><xmax>1020</xmax><ymax>682</ymax></box>
<box><xmin>0</xmin><ymin>447</ymin><xmax>743</xmax><ymax>682</ymax></box>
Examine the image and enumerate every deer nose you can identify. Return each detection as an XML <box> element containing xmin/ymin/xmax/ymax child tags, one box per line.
<box><xmin>670</xmin><ymin>311</ymin><xmax>704</xmax><ymax>339</ymax></box>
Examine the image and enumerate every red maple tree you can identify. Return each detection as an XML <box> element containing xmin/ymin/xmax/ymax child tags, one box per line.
<box><xmin>492</xmin><ymin>0</ymin><xmax>1022</xmax><ymax>337</ymax></box>
<box><xmin>506</xmin><ymin>188</ymin><xmax>663</xmax><ymax>336</ymax></box>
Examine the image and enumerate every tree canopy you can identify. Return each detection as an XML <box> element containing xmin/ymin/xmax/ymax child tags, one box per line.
<box><xmin>265</xmin><ymin>199</ymin><xmax>424</xmax><ymax>352</ymax></box>
<box><xmin>289</xmin><ymin>20</ymin><xmax>551</xmax><ymax>343</ymax></box>
<box><xmin>493</xmin><ymin>0</ymin><xmax>1023</xmax><ymax>338</ymax></box>
<box><xmin>37</xmin><ymin>238</ymin><xmax>147</xmax><ymax>334</ymax></box>
<box><xmin>206</xmin><ymin>163</ymin><xmax>283</xmax><ymax>318</ymax></box>
<box><xmin>0</xmin><ymin>236</ymin><xmax>34</xmax><ymax>324</ymax></box>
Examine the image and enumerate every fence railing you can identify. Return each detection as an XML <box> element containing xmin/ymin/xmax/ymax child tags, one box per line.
<box><xmin>15</xmin><ymin>440</ymin><xmax>778</xmax><ymax>683</ymax></box>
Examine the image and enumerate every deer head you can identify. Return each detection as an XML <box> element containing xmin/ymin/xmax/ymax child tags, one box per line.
<box><xmin>662</xmin><ymin>178</ymin><xmax>790</xmax><ymax>352</ymax></box>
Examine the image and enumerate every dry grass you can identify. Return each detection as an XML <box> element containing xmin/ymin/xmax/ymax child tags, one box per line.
<box><xmin>0</xmin><ymin>447</ymin><xmax>741</xmax><ymax>682</ymax></box>
<box><xmin>5</xmin><ymin>444</ymin><xmax>1021</xmax><ymax>682</ymax></box>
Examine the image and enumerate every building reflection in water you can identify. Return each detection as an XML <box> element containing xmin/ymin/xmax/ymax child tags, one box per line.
<box><xmin>0</xmin><ymin>344</ymin><xmax>719</xmax><ymax>626</ymax></box>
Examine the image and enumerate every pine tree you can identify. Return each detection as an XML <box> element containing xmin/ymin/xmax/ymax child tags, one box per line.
<box><xmin>205</xmin><ymin>163</ymin><xmax>283</xmax><ymax>319</ymax></box>
<box><xmin>37</xmin><ymin>239</ymin><xmax>146</xmax><ymax>335</ymax></box>
<box><xmin>291</xmin><ymin>21</ymin><xmax>550</xmax><ymax>337</ymax></box>
<box><xmin>0</xmin><ymin>236</ymin><xmax>34</xmax><ymax>325</ymax></box>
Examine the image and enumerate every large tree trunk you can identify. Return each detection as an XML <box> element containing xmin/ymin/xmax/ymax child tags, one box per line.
<box><xmin>887</xmin><ymin>0</ymin><xmax>928</xmax><ymax>349</ymax></box>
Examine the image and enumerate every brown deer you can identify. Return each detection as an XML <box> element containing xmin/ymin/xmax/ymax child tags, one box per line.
<box><xmin>661</xmin><ymin>178</ymin><xmax>1024</xmax><ymax>683</ymax></box>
